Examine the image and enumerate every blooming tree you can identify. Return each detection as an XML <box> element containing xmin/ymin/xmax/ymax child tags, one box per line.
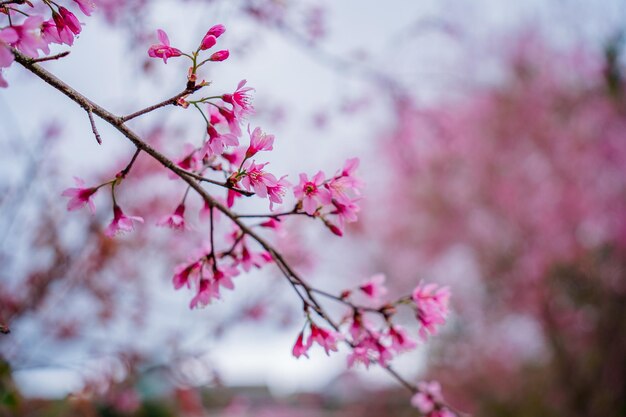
<box><xmin>0</xmin><ymin>1</ymin><xmax>459</xmax><ymax>415</ymax></box>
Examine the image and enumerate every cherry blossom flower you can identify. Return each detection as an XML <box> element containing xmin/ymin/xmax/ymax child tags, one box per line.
<box><xmin>218</xmin><ymin>107</ymin><xmax>241</xmax><ymax>137</ymax></box>
<box><xmin>0</xmin><ymin>28</ymin><xmax>18</xmax><ymax>69</ymax></box>
<box><xmin>331</xmin><ymin>198</ymin><xmax>360</xmax><ymax>229</ymax></box>
<box><xmin>239</xmin><ymin>161</ymin><xmax>281</xmax><ymax>199</ymax></box>
<box><xmin>202</xmin><ymin>125</ymin><xmax>238</xmax><ymax>157</ymax></box>
<box><xmin>61</xmin><ymin>177</ymin><xmax>98</xmax><ymax>213</ymax></box>
<box><xmin>148</xmin><ymin>29</ymin><xmax>182</xmax><ymax>63</ymax></box>
<box><xmin>309</xmin><ymin>323</ymin><xmax>340</xmax><ymax>355</ymax></box>
<box><xmin>411</xmin><ymin>381</ymin><xmax>444</xmax><ymax>414</ymax></box>
<box><xmin>388</xmin><ymin>325</ymin><xmax>417</xmax><ymax>353</ymax></box>
<box><xmin>174</xmin><ymin>145</ymin><xmax>203</xmax><ymax>174</ymax></box>
<box><xmin>11</xmin><ymin>17</ymin><xmax>48</xmax><ymax>57</ymax></box>
<box><xmin>158</xmin><ymin>204</ymin><xmax>186</xmax><ymax>230</ymax></box>
<box><xmin>189</xmin><ymin>278</ymin><xmax>217</xmax><ymax>309</ymax></box>
<box><xmin>292</xmin><ymin>331</ymin><xmax>312</xmax><ymax>358</ymax></box>
<box><xmin>359</xmin><ymin>273</ymin><xmax>388</xmax><ymax>300</ymax></box>
<box><xmin>259</xmin><ymin>218</ymin><xmax>282</xmax><ymax>229</ymax></box>
<box><xmin>294</xmin><ymin>171</ymin><xmax>332</xmax><ymax>215</ymax></box>
<box><xmin>41</xmin><ymin>20</ymin><xmax>63</xmax><ymax>46</ymax></box>
<box><xmin>59</xmin><ymin>7</ymin><xmax>82</xmax><ymax>35</ymax></box>
<box><xmin>104</xmin><ymin>205</ymin><xmax>144</xmax><ymax>237</ymax></box>
<box><xmin>245</xmin><ymin>126</ymin><xmax>272</xmax><ymax>158</ymax></box>
<box><xmin>347</xmin><ymin>344</ymin><xmax>371</xmax><ymax>368</ymax></box>
<box><xmin>173</xmin><ymin>261</ymin><xmax>201</xmax><ymax>289</ymax></box>
<box><xmin>412</xmin><ymin>283</ymin><xmax>450</xmax><ymax>340</ymax></box>
<box><xmin>224</xmin><ymin>81</ymin><xmax>255</xmax><ymax>119</ymax></box>
<box><xmin>74</xmin><ymin>0</ymin><xmax>96</xmax><ymax>16</ymax></box>
<box><xmin>212</xmin><ymin>264</ymin><xmax>240</xmax><ymax>293</ymax></box>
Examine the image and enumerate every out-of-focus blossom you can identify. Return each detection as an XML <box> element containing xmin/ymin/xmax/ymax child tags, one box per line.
<box><xmin>104</xmin><ymin>205</ymin><xmax>143</xmax><ymax>237</ymax></box>
<box><xmin>61</xmin><ymin>177</ymin><xmax>98</xmax><ymax>213</ymax></box>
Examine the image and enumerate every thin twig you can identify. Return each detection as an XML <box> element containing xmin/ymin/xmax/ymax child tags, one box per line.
<box><xmin>87</xmin><ymin>107</ymin><xmax>102</xmax><ymax>144</ymax></box>
<box><xmin>177</xmin><ymin>169</ymin><xmax>254</xmax><ymax>196</ymax></box>
<box><xmin>120</xmin><ymin>148</ymin><xmax>141</xmax><ymax>178</ymax></box>
<box><xmin>30</xmin><ymin>51</ymin><xmax>70</xmax><ymax>63</ymax></box>
<box><xmin>120</xmin><ymin>86</ymin><xmax>201</xmax><ymax>122</ymax></box>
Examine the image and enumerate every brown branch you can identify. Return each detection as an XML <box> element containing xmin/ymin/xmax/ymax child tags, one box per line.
<box><xmin>87</xmin><ymin>107</ymin><xmax>102</xmax><ymax>144</ymax></box>
<box><xmin>120</xmin><ymin>86</ymin><xmax>201</xmax><ymax>123</ymax></box>
<box><xmin>31</xmin><ymin>51</ymin><xmax>71</xmax><ymax>63</ymax></box>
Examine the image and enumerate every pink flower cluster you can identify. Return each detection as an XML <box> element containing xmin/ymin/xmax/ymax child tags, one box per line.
<box><xmin>411</xmin><ymin>381</ymin><xmax>455</xmax><ymax>417</ymax></box>
<box><xmin>294</xmin><ymin>158</ymin><xmax>363</xmax><ymax>236</ymax></box>
<box><xmin>171</xmin><ymin>235</ymin><xmax>271</xmax><ymax>309</ymax></box>
<box><xmin>0</xmin><ymin>1</ymin><xmax>94</xmax><ymax>87</ymax></box>
<box><xmin>292</xmin><ymin>322</ymin><xmax>342</xmax><ymax>358</ymax></box>
<box><xmin>147</xmin><ymin>24</ymin><xmax>229</xmax><ymax>64</ymax></box>
<box><xmin>413</xmin><ymin>282</ymin><xmax>451</xmax><ymax>340</ymax></box>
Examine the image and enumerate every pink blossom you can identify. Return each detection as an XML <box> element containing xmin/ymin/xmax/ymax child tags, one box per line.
<box><xmin>189</xmin><ymin>278</ymin><xmax>217</xmax><ymax>309</ymax></box>
<box><xmin>173</xmin><ymin>261</ymin><xmax>201</xmax><ymax>289</ymax></box>
<box><xmin>347</xmin><ymin>344</ymin><xmax>371</xmax><ymax>368</ymax></box>
<box><xmin>266</xmin><ymin>176</ymin><xmax>289</xmax><ymax>210</ymax></box>
<box><xmin>239</xmin><ymin>161</ymin><xmax>280</xmax><ymax>198</ymax></box>
<box><xmin>259</xmin><ymin>218</ymin><xmax>282</xmax><ymax>229</ymax></box>
<box><xmin>411</xmin><ymin>381</ymin><xmax>444</xmax><ymax>414</ymax></box>
<box><xmin>292</xmin><ymin>331</ymin><xmax>312</xmax><ymax>358</ymax></box>
<box><xmin>174</xmin><ymin>145</ymin><xmax>203</xmax><ymax>174</ymax></box>
<box><xmin>212</xmin><ymin>264</ymin><xmax>240</xmax><ymax>293</ymax></box>
<box><xmin>224</xmin><ymin>81</ymin><xmax>255</xmax><ymax>119</ymax></box>
<box><xmin>309</xmin><ymin>323</ymin><xmax>340</xmax><ymax>355</ymax></box>
<box><xmin>74</xmin><ymin>0</ymin><xmax>96</xmax><ymax>16</ymax></box>
<box><xmin>61</xmin><ymin>177</ymin><xmax>98</xmax><ymax>213</ymax></box>
<box><xmin>59</xmin><ymin>7</ymin><xmax>82</xmax><ymax>35</ymax></box>
<box><xmin>0</xmin><ymin>28</ymin><xmax>18</xmax><ymax>68</ymax></box>
<box><xmin>330</xmin><ymin>198</ymin><xmax>360</xmax><ymax>229</ymax></box>
<box><xmin>209</xmin><ymin>50</ymin><xmax>229</xmax><ymax>62</ymax></box>
<box><xmin>51</xmin><ymin>12</ymin><xmax>76</xmax><ymax>46</ymax></box>
<box><xmin>202</xmin><ymin>125</ymin><xmax>238</xmax><ymax>157</ymax></box>
<box><xmin>218</xmin><ymin>107</ymin><xmax>241</xmax><ymax>137</ymax></box>
<box><xmin>11</xmin><ymin>17</ymin><xmax>48</xmax><ymax>57</ymax></box>
<box><xmin>388</xmin><ymin>326</ymin><xmax>417</xmax><ymax>353</ymax></box>
<box><xmin>294</xmin><ymin>171</ymin><xmax>332</xmax><ymax>215</ymax></box>
<box><xmin>41</xmin><ymin>20</ymin><xmax>62</xmax><ymax>45</ymax></box>
<box><xmin>158</xmin><ymin>204</ymin><xmax>186</xmax><ymax>230</ymax></box>
<box><xmin>0</xmin><ymin>72</ymin><xmax>7</xmax><ymax>88</ymax></box>
<box><xmin>104</xmin><ymin>205</ymin><xmax>144</xmax><ymax>237</ymax></box>
<box><xmin>245</xmin><ymin>126</ymin><xmax>272</xmax><ymax>158</ymax></box>
<box><xmin>359</xmin><ymin>273</ymin><xmax>388</xmax><ymax>300</ymax></box>
<box><xmin>325</xmin><ymin>158</ymin><xmax>363</xmax><ymax>206</ymax></box>
<box><xmin>148</xmin><ymin>29</ymin><xmax>182</xmax><ymax>63</ymax></box>
<box><xmin>239</xmin><ymin>243</ymin><xmax>270</xmax><ymax>272</ymax></box>
<box><xmin>412</xmin><ymin>283</ymin><xmax>450</xmax><ymax>340</ymax></box>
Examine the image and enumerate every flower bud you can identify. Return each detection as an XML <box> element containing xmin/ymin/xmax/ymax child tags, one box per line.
<box><xmin>200</xmin><ymin>34</ymin><xmax>216</xmax><ymax>50</ymax></box>
<box><xmin>206</xmin><ymin>24</ymin><xmax>226</xmax><ymax>39</ymax></box>
<box><xmin>209</xmin><ymin>50</ymin><xmax>229</xmax><ymax>62</ymax></box>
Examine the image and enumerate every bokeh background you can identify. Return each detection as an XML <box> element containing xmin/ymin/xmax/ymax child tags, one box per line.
<box><xmin>1</xmin><ymin>0</ymin><xmax>625</xmax><ymax>416</ymax></box>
